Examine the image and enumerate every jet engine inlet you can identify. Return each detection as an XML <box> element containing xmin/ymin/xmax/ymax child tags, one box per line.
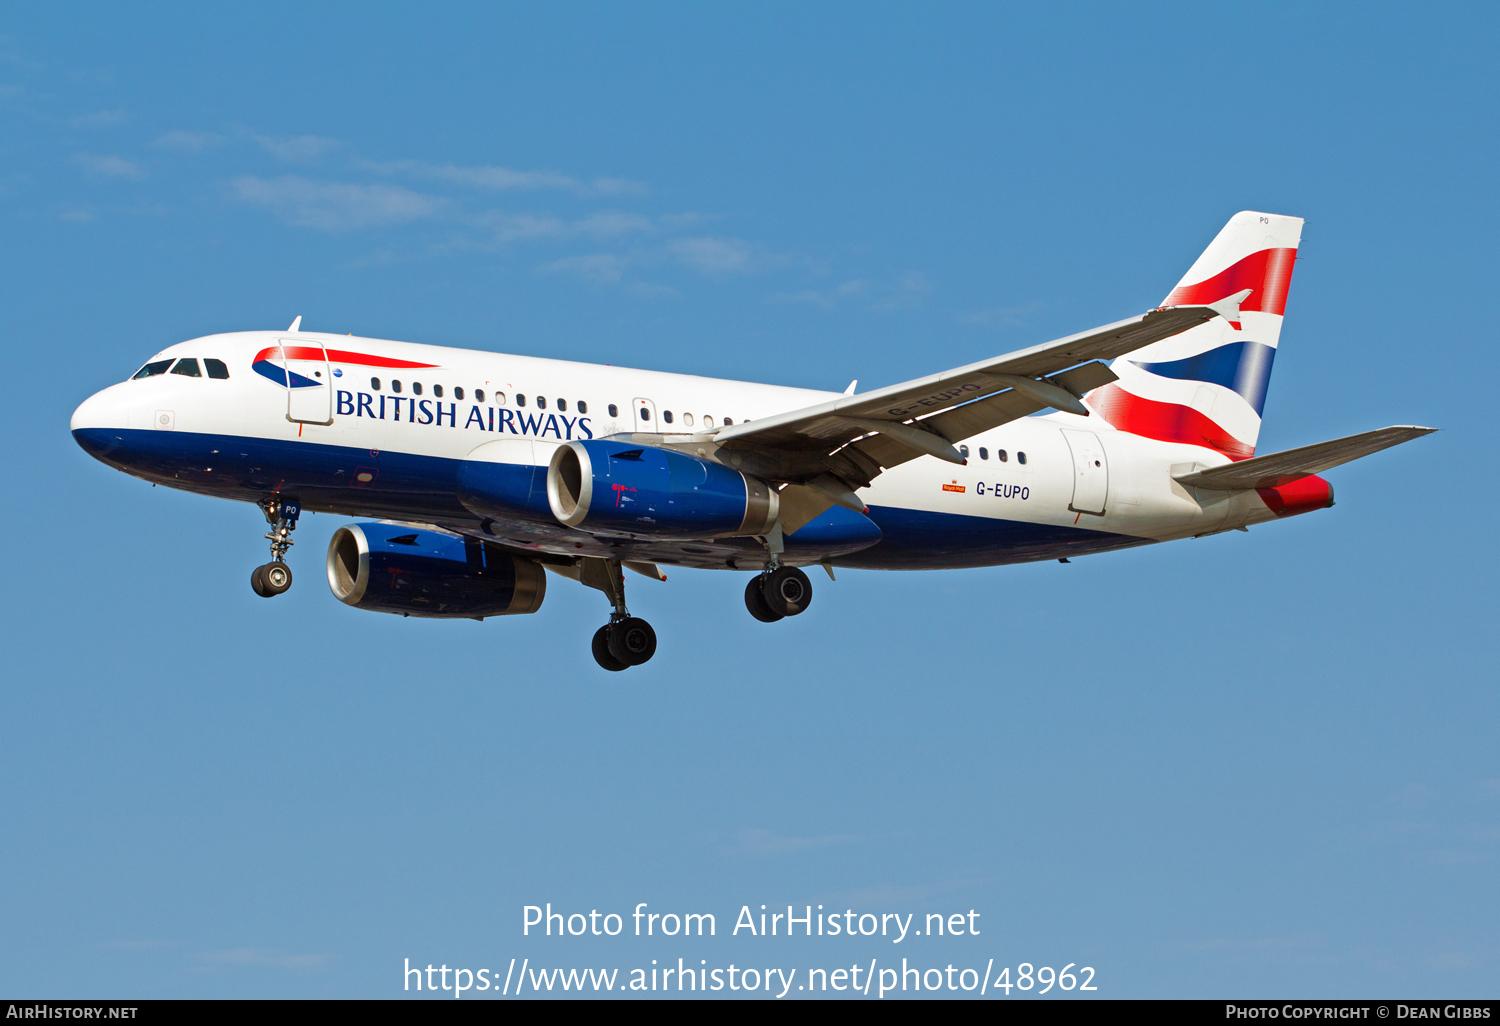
<box><xmin>326</xmin><ymin>523</ymin><xmax>546</xmax><ymax>618</ymax></box>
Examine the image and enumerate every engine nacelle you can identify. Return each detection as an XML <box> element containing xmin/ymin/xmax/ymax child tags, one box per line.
<box><xmin>326</xmin><ymin>523</ymin><xmax>546</xmax><ymax>618</ymax></box>
<box><xmin>547</xmin><ymin>440</ymin><xmax>778</xmax><ymax>540</ymax></box>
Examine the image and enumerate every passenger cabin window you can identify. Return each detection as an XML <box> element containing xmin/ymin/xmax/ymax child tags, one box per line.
<box><xmin>663</xmin><ymin>410</ymin><xmax>673</xmax><ymax>424</ymax></box>
<box><xmin>170</xmin><ymin>358</ymin><xmax>201</xmax><ymax>377</ymax></box>
<box><xmin>370</xmin><ymin>377</ymin><xmax>382</xmax><ymax>391</ymax></box>
<box><xmin>413</xmin><ymin>382</ymin><xmax>423</xmax><ymax>395</ymax></box>
<box><xmin>474</xmin><ymin>389</ymin><xmax>484</xmax><ymax>402</ymax></box>
<box><xmin>392</xmin><ymin>380</ymin><xmax>403</xmax><ymax>393</ymax></box>
<box><xmin>494</xmin><ymin>392</ymin><xmax>506</xmax><ymax>405</ymax></box>
<box><xmin>204</xmin><ymin>359</ymin><xmax>230</xmax><ymax>379</ymax></box>
<box><xmin>537</xmin><ymin>396</ymin><xmax>547</xmax><ymax>409</ymax></box>
<box><xmin>557</xmin><ymin>398</ymin><xmax>567</xmax><ymax>412</ymax></box>
<box><xmin>724</xmin><ymin>418</ymin><xmax>733</xmax><ymax>425</ymax></box>
<box><xmin>1018</xmin><ymin>451</ymin><xmax>1027</xmax><ymax>465</ymax></box>
<box><xmin>979</xmin><ymin>447</ymin><xmax>988</xmax><ymax>460</ymax></box>
<box><xmin>433</xmin><ymin>384</ymin><xmax>443</xmax><ymax>398</ymax></box>
<box><xmin>454</xmin><ymin>386</ymin><xmax>464</xmax><ymax>400</ymax></box>
<box><xmin>639</xmin><ymin>407</ymin><xmax>651</xmax><ymax>421</ymax></box>
<box><xmin>516</xmin><ymin>394</ymin><xmax>526</xmax><ymax>406</ymax></box>
<box><xmin>959</xmin><ymin>444</ymin><xmax>969</xmax><ymax>458</ymax></box>
<box><xmin>578</xmin><ymin>400</ymin><xmax>587</xmax><ymax>414</ymax></box>
<box><xmin>997</xmin><ymin>449</ymin><xmax>1008</xmax><ymax>462</ymax></box>
<box><xmin>608</xmin><ymin>404</ymin><xmax>618</xmax><ymax>417</ymax></box>
<box><xmin>132</xmin><ymin>359</ymin><xmax>173</xmax><ymax>379</ymax></box>
<box><xmin>684</xmin><ymin>412</ymin><xmax>694</xmax><ymax>426</ymax></box>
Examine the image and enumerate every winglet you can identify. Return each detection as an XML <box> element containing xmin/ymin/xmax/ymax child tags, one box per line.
<box><xmin>287</xmin><ymin>315</ymin><xmax>302</xmax><ymax>332</ymax></box>
<box><xmin>844</xmin><ymin>380</ymin><xmax>858</xmax><ymax>395</ymax></box>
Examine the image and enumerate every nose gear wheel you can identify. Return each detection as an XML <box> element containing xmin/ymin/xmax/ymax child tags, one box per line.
<box><xmin>251</xmin><ymin>498</ymin><xmax>300</xmax><ymax>598</ymax></box>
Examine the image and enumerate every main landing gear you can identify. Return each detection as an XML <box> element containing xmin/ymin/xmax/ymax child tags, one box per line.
<box><xmin>251</xmin><ymin>498</ymin><xmax>300</xmax><ymax>599</ymax></box>
<box><xmin>744</xmin><ymin>565</ymin><xmax>813</xmax><ymax>623</ymax></box>
<box><xmin>586</xmin><ymin>558</ymin><xmax>657</xmax><ymax>672</ymax></box>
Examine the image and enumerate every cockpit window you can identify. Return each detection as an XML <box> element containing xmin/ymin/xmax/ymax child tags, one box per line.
<box><xmin>204</xmin><ymin>359</ymin><xmax>230</xmax><ymax>379</ymax></box>
<box><xmin>132</xmin><ymin>359</ymin><xmax>173</xmax><ymax>379</ymax></box>
<box><xmin>170</xmin><ymin>358</ymin><xmax>202</xmax><ymax>377</ymax></box>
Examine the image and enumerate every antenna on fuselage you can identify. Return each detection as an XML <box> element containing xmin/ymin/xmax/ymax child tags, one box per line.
<box><xmin>287</xmin><ymin>315</ymin><xmax>302</xmax><ymax>332</ymax></box>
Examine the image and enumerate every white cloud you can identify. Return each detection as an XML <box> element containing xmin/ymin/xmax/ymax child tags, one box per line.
<box><xmin>573</xmin><ymin>211</ymin><xmax>655</xmax><ymax>238</ymax></box>
<box><xmin>254</xmin><ymin>134</ymin><xmax>339</xmax><ymax>162</ymax></box>
<box><xmin>870</xmin><ymin>270</ymin><xmax>933</xmax><ymax>312</ymax></box>
<box><xmin>363</xmin><ymin>159</ymin><xmax>647</xmax><ymax>197</ymax></box>
<box><xmin>670</xmin><ymin>236</ymin><xmax>752</xmax><ymax>274</ymax></box>
<box><xmin>768</xmin><ymin>280</ymin><xmax>867</xmax><ymax>308</ymax></box>
<box><xmin>590</xmin><ymin>176</ymin><xmax>649</xmax><ymax>196</ymax></box>
<box><xmin>231</xmin><ymin>175</ymin><xmax>446</xmax><ymax>231</ymax></box>
<box><xmin>538</xmin><ymin>253</ymin><xmax>629</xmax><ymax>282</ymax></box>
<box><xmin>73</xmin><ymin>153</ymin><xmax>145</xmax><ymax>179</ymax></box>
<box><xmin>629</xmin><ymin>281</ymin><xmax>679</xmax><ymax>298</ymax></box>
<box><xmin>155</xmin><ymin>130</ymin><xmax>224</xmax><ymax>152</ymax></box>
<box><xmin>199</xmin><ymin>948</ymin><xmax>329</xmax><ymax>970</ymax></box>
<box><xmin>960</xmin><ymin>300</ymin><xmax>1042</xmax><ymax>327</ymax></box>
<box><xmin>477</xmin><ymin>210</ymin><xmax>655</xmax><ymax>245</ymax></box>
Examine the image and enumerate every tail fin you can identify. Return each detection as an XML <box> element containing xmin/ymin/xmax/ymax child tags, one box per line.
<box><xmin>1088</xmin><ymin>211</ymin><xmax>1304</xmax><ymax>460</ymax></box>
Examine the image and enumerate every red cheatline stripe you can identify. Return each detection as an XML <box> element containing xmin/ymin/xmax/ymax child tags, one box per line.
<box><xmin>253</xmin><ymin>346</ymin><xmax>438</xmax><ymax>369</ymax></box>
<box><xmin>1087</xmin><ymin>384</ymin><xmax>1255</xmax><ymax>461</ymax></box>
<box><xmin>1163</xmin><ymin>247</ymin><xmax>1298</xmax><ymax>316</ymax></box>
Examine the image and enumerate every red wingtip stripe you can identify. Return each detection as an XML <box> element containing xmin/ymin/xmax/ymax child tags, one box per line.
<box><xmin>1164</xmin><ymin>247</ymin><xmax>1298</xmax><ymax>317</ymax></box>
<box><xmin>1088</xmin><ymin>384</ymin><xmax>1255</xmax><ymax>461</ymax></box>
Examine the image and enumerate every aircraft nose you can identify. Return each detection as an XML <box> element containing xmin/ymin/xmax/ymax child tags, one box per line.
<box><xmin>71</xmin><ymin>385</ymin><xmax>132</xmax><ymax>462</ymax></box>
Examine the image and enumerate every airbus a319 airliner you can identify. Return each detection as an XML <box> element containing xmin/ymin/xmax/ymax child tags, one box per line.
<box><xmin>72</xmin><ymin>212</ymin><xmax>1433</xmax><ymax>670</ymax></box>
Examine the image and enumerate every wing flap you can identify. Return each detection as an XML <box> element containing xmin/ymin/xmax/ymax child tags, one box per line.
<box><xmin>848</xmin><ymin>361</ymin><xmax>1118</xmax><ymax>471</ymax></box>
<box><xmin>1174</xmin><ymin>425</ymin><xmax>1437</xmax><ymax>490</ymax></box>
<box><xmin>715</xmin><ymin>305</ymin><xmax>1218</xmax><ymax>455</ymax></box>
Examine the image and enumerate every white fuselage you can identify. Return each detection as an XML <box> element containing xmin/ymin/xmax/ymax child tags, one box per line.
<box><xmin>71</xmin><ymin>330</ymin><xmax>1286</xmax><ymax>572</ymax></box>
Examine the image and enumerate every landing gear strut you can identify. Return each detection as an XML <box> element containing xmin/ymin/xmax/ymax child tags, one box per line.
<box><xmin>251</xmin><ymin>498</ymin><xmax>300</xmax><ymax>598</ymax></box>
<box><xmin>584</xmin><ymin>558</ymin><xmax>657</xmax><ymax>671</ymax></box>
<box><xmin>744</xmin><ymin>565</ymin><xmax>813</xmax><ymax>622</ymax></box>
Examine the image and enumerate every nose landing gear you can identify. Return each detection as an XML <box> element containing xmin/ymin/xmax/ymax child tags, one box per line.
<box><xmin>251</xmin><ymin>498</ymin><xmax>300</xmax><ymax>598</ymax></box>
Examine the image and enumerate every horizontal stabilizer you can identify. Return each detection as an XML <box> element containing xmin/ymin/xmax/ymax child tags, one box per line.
<box><xmin>1173</xmin><ymin>425</ymin><xmax>1437</xmax><ymax>490</ymax></box>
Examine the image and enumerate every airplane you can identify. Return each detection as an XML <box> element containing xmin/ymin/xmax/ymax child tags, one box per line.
<box><xmin>71</xmin><ymin>211</ymin><xmax>1434</xmax><ymax>670</ymax></box>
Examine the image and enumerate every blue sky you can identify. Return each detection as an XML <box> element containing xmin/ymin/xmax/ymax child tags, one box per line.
<box><xmin>1</xmin><ymin>2</ymin><xmax>1496</xmax><ymax>999</ymax></box>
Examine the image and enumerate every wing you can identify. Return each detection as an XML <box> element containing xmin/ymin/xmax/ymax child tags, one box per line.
<box><xmin>702</xmin><ymin>303</ymin><xmax>1229</xmax><ymax>494</ymax></box>
<box><xmin>1172</xmin><ymin>426</ymin><xmax>1437</xmax><ymax>490</ymax></box>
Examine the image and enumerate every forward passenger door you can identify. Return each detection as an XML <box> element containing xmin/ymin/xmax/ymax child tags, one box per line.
<box><xmin>282</xmin><ymin>339</ymin><xmax>333</xmax><ymax>425</ymax></box>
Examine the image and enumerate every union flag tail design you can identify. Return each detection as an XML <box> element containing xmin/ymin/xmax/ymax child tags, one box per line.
<box><xmin>1088</xmin><ymin>211</ymin><xmax>1304</xmax><ymax>461</ymax></box>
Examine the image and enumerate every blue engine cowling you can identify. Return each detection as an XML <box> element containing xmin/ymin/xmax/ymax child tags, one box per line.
<box><xmin>326</xmin><ymin>522</ymin><xmax>547</xmax><ymax>618</ymax></box>
<box><xmin>546</xmin><ymin>440</ymin><xmax>779</xmax><ymax>540</ymax></box>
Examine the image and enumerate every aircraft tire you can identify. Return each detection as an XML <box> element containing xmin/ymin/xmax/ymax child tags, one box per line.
<box><xmin>592</xmin><ymin>626</ymin><xmax>628</xmax><ymax>671</ymax></box>
<box><xmin>745</xmin><ymin>576</ymin><xmax>784</xmax><ymax>622</ymax></box>
<box><xmin>762</xmin><ymin>566</ymin><xmax>812</xmax><ymax>617</ymax></box>
<box><xmin>250</xmin><ymin>565</ymin><xmax>273</xmax><ymax>598</ymax></box>
<box><xmin>608</xmin><ymin>617</ymin><xmax>657</xmax><ymax>666</ymax></box>
<box><xmin>261</xmin><ymin>562</ymin><xmax>293</xmax><ymax>596</ymax></box>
